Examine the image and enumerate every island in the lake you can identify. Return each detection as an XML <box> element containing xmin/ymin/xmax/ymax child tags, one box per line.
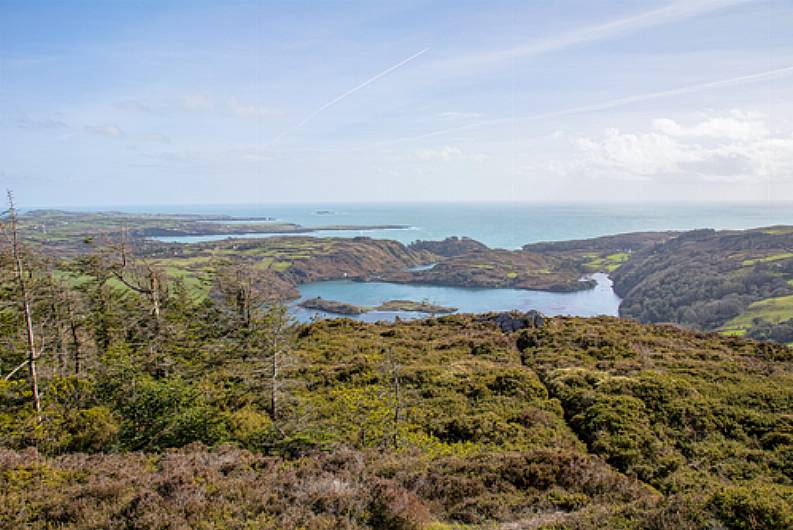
<box><xmin>299</xmin><ymin>296</ymin><xmax>457</xmax><ymax>315</ymax></box>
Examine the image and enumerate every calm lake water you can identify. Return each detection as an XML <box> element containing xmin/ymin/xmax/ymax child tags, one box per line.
<box><xmin>289</xmin><ymin>273</ymin><xmax>620</xmax><ymax>323</ymax></box>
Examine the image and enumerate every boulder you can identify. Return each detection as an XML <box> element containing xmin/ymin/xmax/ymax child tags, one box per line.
<box><xmin>483</xmin><ymin>310</ymin><xmax>544</xmax><ymax>333</ymax></box>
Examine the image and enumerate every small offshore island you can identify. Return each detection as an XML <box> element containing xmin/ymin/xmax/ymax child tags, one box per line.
<box><xmin>299</xmin><ymin>296</ymin><xmax>457</xmax><ymax>315</ymax></box>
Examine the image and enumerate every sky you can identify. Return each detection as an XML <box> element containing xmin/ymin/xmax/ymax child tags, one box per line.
<box><xmin>1</xmin><ymin>0</ymin><xmax>792</xmax><ymax>206</ymax></box>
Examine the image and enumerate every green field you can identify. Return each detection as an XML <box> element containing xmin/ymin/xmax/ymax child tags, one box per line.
<box><xmin>721</xmin><ymin>294</ymin><xmax>793</xmax><ymax>333</ymax></box>
<box><xmin>763</xmin><ymin>226</ymin><xmax>793</xmax><ymax>235</ymax></box>
<box><xmin>584</xmin><ymin>251</ymin><xmax>630</xmax><ymax>272</ymax></box>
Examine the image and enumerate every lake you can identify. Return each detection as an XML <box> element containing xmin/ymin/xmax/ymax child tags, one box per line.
<box><xmin>289</xmin><ymin>272</ymin><xmax>620</xmax><ymax>322</ymax></box>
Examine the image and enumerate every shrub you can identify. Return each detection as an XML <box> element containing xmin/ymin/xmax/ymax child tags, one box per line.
<box><xmin>710</xmin><ymin>484</ymin><xmax>793</xmax><ymax>530</ymax></box>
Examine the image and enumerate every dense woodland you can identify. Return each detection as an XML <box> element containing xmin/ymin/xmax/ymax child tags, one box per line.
<box><xmin>612</xmin><ymin>228</ymin><xmax>793</xmax><ymax>337</ymax></box>
<box><xmin>1</xmin><ymin>199</ymin><xmax>792</xmax><ymax>529</ymax></box>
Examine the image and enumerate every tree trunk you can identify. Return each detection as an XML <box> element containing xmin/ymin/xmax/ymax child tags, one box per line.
<box><xmin>149</xmin><ymin>269</ymin><xmax>161</xmax><ymax>321</ymax></box>
<box><xmin>270</xmin><ymin>336</ymin><xmax>279</xmax><ymax>421</ymax></box>
<box><xmin>393</xmin><ymin>370</ymin><xmax>401</xmax><ymax>450</ymax></box>
<box><xmin>6</xmin><ymin>193</ymin><xmax>42</xmax><ymax>421</ymax></box>
<box><xmin>67</xmin><ymin>300</ymin><xmax>82</xmax><ymax>375</ymax></box>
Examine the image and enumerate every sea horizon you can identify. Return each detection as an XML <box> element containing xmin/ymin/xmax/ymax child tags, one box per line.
<box><xmin>35</xmin><ymin>201</ymin><xmax>793</xmax><ymax>250</ymax></box>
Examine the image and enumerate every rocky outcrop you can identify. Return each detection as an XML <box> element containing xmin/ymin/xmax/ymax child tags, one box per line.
<box><xmin>299</xmin><ymin>298</ymin><xmax>368</xmax><ymax>315</ymax></box>
<box><xmin>481</xmin><ymin>310</ymin><xmax>545</xmax><ymax>333</ymax></box>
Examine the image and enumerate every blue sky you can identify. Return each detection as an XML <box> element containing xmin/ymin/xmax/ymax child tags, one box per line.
<box><xmin>1</xmin><ymin>0</ymin><xmax>792</xmax><ymax>206</ymax></box>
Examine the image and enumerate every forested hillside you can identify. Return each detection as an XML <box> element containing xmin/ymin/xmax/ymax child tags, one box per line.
<box><xmin>1</xmin><ymin>206</ymin><xmax>791</xmax><ymax>529</ymax></box>
<box><xmin>612</xmin><ymin>227</ymin><xmax>793</xmax><ymax>341</ymax></box>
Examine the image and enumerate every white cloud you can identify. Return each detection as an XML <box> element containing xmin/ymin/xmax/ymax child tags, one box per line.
<box><xmin>228</xmin><ymin>97</ymin><xmax>278</xmax><ymax>119</ymax></box>
<box><xmin>181</xmin><ymin>94</ymin><xmax>279</xmax><ymax>119</ymax></box>
<box><xmin>85</xmin><ymin>124</ymin><xmax>123</xmax><ymax>138</ymax></box>
<box><xmin>557</xmin><ymin>112</ymin><xmax>793</xmax><ymax>183</ymax></box>
<box><xmin>414</xmin><ymin>145</ymin><xmax>463</xmax><ymax>161</ymax></box>
<box><xmin>573</xmin><ymin>128</ymin><xmax>690</xmax><ymax>180</ymax></box>
<box><xmin>652</xmin><ymin>114</ymin><xmax>768</xmax><ymax>141</ymax></box>
<box><xmin>396</xmin><ymin>145</ymin><xmax>489</xmax><ymax>164</ymax></box>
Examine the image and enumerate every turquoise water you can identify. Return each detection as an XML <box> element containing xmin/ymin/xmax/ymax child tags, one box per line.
<box><xmin>289</xmin><ymin>273</ymin><xmax>620</xmax><ymax>323</ymax></box>
<box><xmin>130</xmin><ymin>202</ymin><xmax>793</xmax><ymax>249</ymax></box>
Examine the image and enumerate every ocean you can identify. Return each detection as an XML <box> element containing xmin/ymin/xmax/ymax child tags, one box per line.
<box><xmin>108</xmin><ymin>201</ymin><xmax>793</xmax><ymax>249</ymax></box>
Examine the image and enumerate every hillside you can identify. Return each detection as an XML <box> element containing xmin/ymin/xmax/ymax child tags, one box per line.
<box><xmin>611</xmin><ymin>227</ymin><xmax>793</xmax><ymax>341</ymax></box>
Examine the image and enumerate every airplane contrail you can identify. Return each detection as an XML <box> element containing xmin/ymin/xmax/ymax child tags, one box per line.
<box><xmin>446</xmin><ymin>0</ymin><xmax>748</xmax><ymax>69</ymax></box>
<box><xmin>273</xmin><ymin>47</ymin><xmax>430</xmax><ymax>143</ymax></box>
<box><xmin>387</xmin><ymin>65</ymin><xmax>793</xmax><ymax>144</ymax></box>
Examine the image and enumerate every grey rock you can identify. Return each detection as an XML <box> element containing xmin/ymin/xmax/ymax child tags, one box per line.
<box><xmin>484</xmin><ymin>310</ymin><xmax>544</xmax><ymax>333</ymax></box>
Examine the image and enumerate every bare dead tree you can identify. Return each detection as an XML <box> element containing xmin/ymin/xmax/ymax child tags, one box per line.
<box><xmin>65</xmin><ymin>291</ymin><xmax>84</xmax><ymax>375</ymax></box>
<box><xmin>1</xmin><ymin>190</ymin><xmax>42</xmax><ymax>421</ymax></box>
<box><xmin>214</xmin><ymin>262</ymin><xmax>258</xmax><ymax>331</ymax></box>
<box><xmin>108</xmin><ymin>227</ymin><xmax>164</xmax><ymax>324</ymax></box>
<box><xmin>262</xmin><ymin>303</ymin><xmax>295</xmax><ymax>427</ymax></box>
<box><xmin>45</xmin><ymin>269</ymin><xmax>85</xmax><ymax>375</ymax></box>
<box><xmin>45</xmin><ymin>269</ymin><xmax>68</xmax><ymax>376</ymax></box>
